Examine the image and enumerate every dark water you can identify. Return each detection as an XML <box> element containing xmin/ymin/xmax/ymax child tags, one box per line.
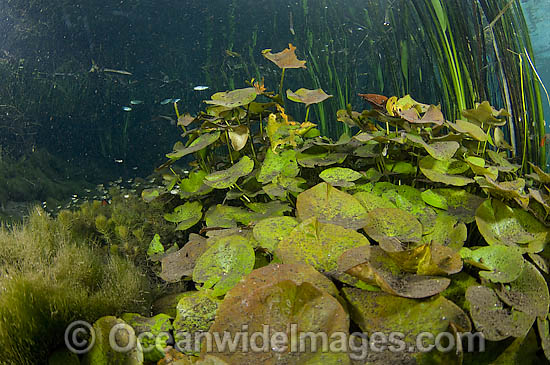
<box><xmin>0</xmin><ymin>0</ymin><xmax>549</xmax><ymax>216</ymax></box>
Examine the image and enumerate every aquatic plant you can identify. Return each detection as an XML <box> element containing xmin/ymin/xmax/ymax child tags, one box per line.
<box><xmin>0</xmin><ymin>208</ymin><xmax>150</xmax><ymax>364</ymax></box>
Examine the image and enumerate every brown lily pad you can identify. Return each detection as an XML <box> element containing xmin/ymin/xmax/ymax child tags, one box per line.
<box><xmin>262</xmin><ymin>43</ymin><xmax>306</xmax><ymax>69</ymax></box>
<box><xmin>160</xmin><ymin>234</ymin><xmax>210</xmax><ymax>282</ymax></box>
<box><xmin>286</xmin><ymin>88</ymin><xmax>333</xmax><ymax>108</ymax></box>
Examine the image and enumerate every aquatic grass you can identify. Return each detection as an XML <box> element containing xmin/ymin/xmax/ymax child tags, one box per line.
<box><xmin>0</xmin><ymin>208</ymin><xmax>150</xmax><ymax>364</ymax></box>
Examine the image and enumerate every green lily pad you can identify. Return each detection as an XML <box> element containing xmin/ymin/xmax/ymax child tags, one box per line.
<box><xmin>204</xmin><ymin>87</ymin><xmax>257</xmax><ymax>108</ymax></box>
<box><xmin>419</xmin><ymin>155</ymin><xmax>474</xmax><ymax>186</ymax></box>
<box><xmin>421</xmin><ymin>189</ymin><xmax>448</xmax><ymax>210</ymax></box>
<box><xmin>537</xmin><ymin>316</ymin><xmax>550</xmax><ymax>361</ymax></box>
<box><xmin>354</xmin><ymin>191</ymin><xmax>397</xmax><ymax>212</ymax></box>
<box><xmin>257</xmin><ymin>149</ymin><xmax>299</xmax><ymax>183</ymax></box>
<box><xmin>275</xmin><ymin>217</ymin><xmax>370</xmax><ymax>277</ymax></box>
<box><xmin>141</xmin><ymin>188</ymin><xmax>160</xmax><ymax>202</ymax></box>
<box><xmin>192</xmin><ymin>235</ymin><xmax>256</xmax><ymax>296</ymax></box>
<box><xmin>447</xmin><ymin>119</ymin><xmax>488</xmax><ymax>141</ymax></box>
<box><xmin>385</xmin><ymin>160</ymin><xmax>417</xmax><ymax>175</ymax></box>
<box><xmin>462</xmin><ymin>101</ymin><xmax>509</xmax><ymax>126</ymax></box>
<box><xmin>252</xmin><ymin>216</ymin><xmax>298</xmax><ymax>251</ymax></box>
<box><xmin>487</xmin><ymin>150</ymin><xmax>520</xmax><ymax>172</ymax></box>
<box><xmin>465</xmin><ymin>156</ymin><xmax>498</xmax><ymax>180</ymax></box>
<box><xmin>296</xmin><ymin>151</ymin><xmax>347</xmax><ymax>167</ymax></box>
<box><xmin>179</xmin><ymin>170</ymin><xmax>214</xmax><ymax>198</ymax></box>
<box><xmin>460</xmin><ymin>245</ymin><xmax>524</xmax><ymax>283</ymax></box>
<box><xmin>363</xmin><ymin>208</ymin><xmax>423</xmax><ymax>243</ymax></box>
<box><xmin>319</xmin><ymin>167</ymin><xmax>363</xmax><ymax>187</ymax></box>
<box><xmin>475</xmin><ymin>199</ymin><xmax>550</xmax><ymax>253</ymax></box>
<box><xmin>286</xmin><ymin>88</ymin><xmax>333</xmax><ymax>107</ymax></box>
<box><xmin>204</xmin><ymin>156</ymin><xmax>254</xmax><ymax>189</ymax></box>
<box><xmin>495</xmin><ymin>261</ymin><xmax>549</xmax><ymax>318</ymax></box>
<box><xmin>466</xmin><ymin>285</ymin><xmax>535</xmax><ymax>341</ymax></box>
<box><xmin>338</xmin><ymin>245</ymin><xmax>450</xmax><ymax>298</ymax></box>
<box><xmin>342</xmin><ymin>288</ymin><xmax>470</xmax><ymax>361</ymax></box>
<box><xmin>416</xmin><ymin>243</ymin><xmax>463</xmax><ymax>276</ymax></box>
<box><xmin>147</xmin><ymin>233</ymin><xmax>165</xmax><ymax>258</ymax></box>
<box><xmin>475</xmin><ymin>176</ymin><xmax>529</xmax><ymax>209</ymax></box>
<box><xmin>173</xmin><ymin>290</ymin><xmax>222</xmax><ymax>355</ymax></box>
<box><xmin>166</xmin><ymin>131</ymin><xmax>221</xmax><ymax>159</ymax></box>
<box><xmin>422</xmin><ymin>213</ymin><xmax>467</xmax><ymax>251</ymax></box>
<box><xmin>262</xmin><ymin>176</ymin><xmax>306</xmax><ymax>198</ymax></box>
<box><xmin>202</xmin><ymin>279</ymin><xmax>349</xmax><ymax>364</ymax></box>
<box><xmin>296</xmin><ymin>182</ymin><xmax>367</xmax><ymax>229</ymax></box>
<box><xmin>430</xmin><ymin>188</ymin><xmax>485</xmax><ymax>224</ymax></box>
<box><xmin>406</xmin><ymin>133</ymin><xmax>459</xmax><ymax>160</ymax></box>
<box><xmin>164</xmin><ymin>201</ymin><xmax>203</xmax><ymax>231</ymax></box>
<box><xmin>121</xmin><ymin>313</ymin><xmax>173</xmax><ymax>362</ymax></box>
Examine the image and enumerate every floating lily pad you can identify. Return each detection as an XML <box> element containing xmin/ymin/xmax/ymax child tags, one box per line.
<box><xmin>262</xmin><ymin>43</ymin><xmax>307</xmax><ymax>69</ymax></box>
<box><xmin>419</xmin><ymin>156</ymin><xmax>473</xmax><ymax>186</ymax></box>
<box><xmin>475</xmin><ymin>176</ymin><xmax>529</xmax><ymax>209</ymax></box>
<box><xmin>421</xmin><ymin>189</ymin><xmax>448</xmax><ymax>210</ymax></box>
<box><xmin>252</xmin><ymin>216</ymin><xmax>298</xmax><ymax>251</ymax></box>
<box><xmin>204</xmin><ymin>87</ymin><xmax>257</xmax><ymax>108</ymax></box>
<box><xmin>147</xmin><ymin>233</ymin><xmax>165</xmax><ymax>258</ymax></box>
<box><xmin>296</xmin><ymin>151</ymin><xmax>347</xmax><ymax>167</ymax></box>
<box><xmin>202</xmin><ymin>279</ymin><xmax>348</xmax><ymax>364</ymax></box>
<box><xmin>460</xmin><ymin>245</ymin><xmax>524</xmax><ymax>283</ymax></box>
<box><xmin>462</xmin><ymin>101</ymin><xmax>509</xmax><ymax>126</ymax></box>
<box><xmin>179</xmin><ymin>170</ymin><xmax>214</xmax><ymax>198</ymax></box>
<box><xmin>475</xmin><ymin>199</ymin><xmax>550</xmax><ymax>253</ymax></box>
<box><xmin>422</xmin><ymin>213</ymin><xmax>467</xmax><ymax>251</ymax></box>
<box><xmin>447</xmin><ymin>119</ymin><xmax>488</xmax><ymax>141</ymax></box>
<box><xmin>465</xmin><ymin>156</ymin><xmax>498</xmax><ymax>180</ymax></box>
<box><xmin>296</xmin><ymin>182</ymin><xmax>367</xmax><ymax>229</ymax></box>
<box><xmin>466</xmin><ymin>285</ymin><xmax>535</xmax><ymax>341</ymax></box>
<box><xmin>192</xmin><ymin>235</ymin><xmax>255</xmax><ymax>297</ymax></box>
<box><xmin>406</xmin><ymin>133</ymin><xmax>459</xmax><ymax>161</ymax></box>
<box><xmin>430</xmin><ymin>188</ymin><xmax>484</xmax><ymax>224</ymax></box>
<box><xmin>286</xmin><ymin>88</ymin><xmax>333</xmax><ymax>107</ymax></box>
<box><xmin>338</xmin><ymin>245</ymin><xmax>450</xmax><ymax>298</ymax></box>
<box><xmin>319</xmin><ymin>167</ymin><xmax>362</xmax><ymax>187</ymax></box>
<box><xmin>495</xmin><ymin>261</ymin><xmax>549</xmax><ymax>318</ymax></box>
<box><xmin>275</xmin><ymin>217</ymin><xmax>370</xmax><ymax>277</ymax></box>
<box><xmin>166</xmin><ymin>131</ymin><xmax>221</xmax><ymax>159</ymax></box>
<box><xmin>121</xmin><ymin>313</ymin><xmax>173</xmax><ymax>362</ymax></box>
<box><xmin>363</xmin><ymin>208</ymin><xmax>423</xmax><ymax>243</ymax></box>
<box><xmin>354</xmin><ymin>191</ymin><xmax>397</xmax><ymax>212</ymax></box>
<box><xmin>257</xmin><ymin>149</ymin><xmax>299</xmax><ymax>183</ymax></box>
<box><xmin>204</xmin><ymin>156</ymin><xmax>254</xmax><ymax>189</ymax></box>
<box><xmin>160</xmin><ymin>234</ymin><xmax>210</xmax><ymax>282</ymax></box>
<box><xmin>164</xmin><ymin>201</ymin><xmax>203</xmax><ymax>231</ymax></box>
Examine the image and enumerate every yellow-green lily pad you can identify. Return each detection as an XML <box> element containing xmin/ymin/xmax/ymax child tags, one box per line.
<box><xmin>204</xmin><ymin>156</ymin><xmax>254</xmax><ymax>189</ymax></box>
<box><xmin>462</xmin><ymin>101</ymin><xmax>509</xmax><ymax>126</ymax></box>
<box><xmin>192</xmin><ymin>235</ymin><xmax>255</xmax><ymax>297</ymax></box>
<box><xmin>166</xmin><ymin>131</ymin><xmax>221</xmax><ymax>159</ymax></box>
<box><xmin>164</xmin><ymin>201</ymin><xmax>203</xmax><ymax>231</ymax></box>
<box><xmin>252</xmin><ymin>216</ymin><xmax>298</xmax><ymax>251</ymax></box>
<box><xmin>363</xmin><ymin>208</ymin><xmax>423</xmax><ymax>243</ymax></box>
<box><xmin>204</xmin><ymin>87</ymin><xmax>257</xmax><ymax>108</ymax></box>
<box><xmin>286</xmin><ymin>88</ymin><xmax>333</xmax><ymax>107</ymax></box>
<box><xmin>430</xmin><ymin>188</ymin><xmax>485</xmax><ymax>224</ymax></box>
<box><xmin>257</xmin><ymin>149</ymin><xmax>299</xmax><ymax>183</ymax></box>
<box><xmin>354</xmin><ymin>191</ymin><xmax>397</xmax><ymax>212</ymax></box>
<box><xmin>460</xmin><ymin>245</ymin><xmax>524</xmax><ymax>283</ymax></box>
<box><xmin>419</xmin><ymin>156</ymin><xmax>474</xmax><ymax>186</ymax></box>
<box><xmin>475</xmin><ymin>199</ymin><xmax>550</xmax><ymax>253</ymax></box>
<box><xmin>421</xmin><ymin>189</ymin><xmax>448</xmax><ymax>210</ymax></box>
<box><xmin>319</xmin><ymin>167</ymin><xmax>362</xmax><ymax>187</ymax></box>
<box><xmin>296</xmin><ymin>182</ymin><xmax>367</xmax><ymax>229</ymax></box>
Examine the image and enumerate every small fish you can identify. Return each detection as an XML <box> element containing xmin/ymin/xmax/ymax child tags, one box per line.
<box><xmin>173</xmin><ymin>98</ymin><xmax>181</xmax><ymax>103</ymax></box>
<box><xmin>130</xmin><ymin>100</ymin><xmax>143</xmax><ymax>105</ymax></box>
<box><xmin>193</xmin><ymin>85</ymin><xmax>209</xmax><ymax>91</ymax></box>
<box><xmin>132</xmin><ymin>166</ymin><xmax>138</xmax><ymax>170</ymax></box>
<box><xmin>225</xmin><ymin>49</ymin><xmax>241</xmax><ymax>58</ymax></box>
<box><xmin>122</xmin><ymin>106</ymin><xmax>132</xmax><ymax>111</ymax></box>
<box><xmin>160</xmin><ymin>98</ymin><xmax>173</xmax><ymax>105</ymax></box>
<box><xmin>114</xmin><ymin>159</ymin><xmax>123</xmax><ymax>163</ymax></box>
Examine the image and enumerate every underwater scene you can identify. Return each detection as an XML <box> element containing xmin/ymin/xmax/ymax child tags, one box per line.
<box><xmin>1</xmin><ymin>0</ymin><xmax>550</xmax><ymax>363</ymax></box>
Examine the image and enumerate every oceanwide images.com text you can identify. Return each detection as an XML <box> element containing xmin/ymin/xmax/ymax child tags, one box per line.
<box><xmin>65</xmin><ymin>320</ymin><xmax>485</xmax><ymax>360</ymax></box>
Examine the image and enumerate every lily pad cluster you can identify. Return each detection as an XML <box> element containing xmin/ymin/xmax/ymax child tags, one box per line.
<box><xmin>106</xmin><ymin>45</ymin><xmax>550</xmax><ymax>364</ymax></box>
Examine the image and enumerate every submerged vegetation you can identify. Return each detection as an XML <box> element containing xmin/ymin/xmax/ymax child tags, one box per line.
<box><xmin>1</xmin><ymin>43</ymin><xmax>548</xmax><ymax>363</ymax></box>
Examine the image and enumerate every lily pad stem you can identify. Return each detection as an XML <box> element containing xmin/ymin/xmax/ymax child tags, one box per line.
<box><xmin>279</xmin><ymin>68</ymin><xmax>286</xmax><ymax>103</ymax></box>
<box><xmin>225</xmin><ymin>130</ymin><xmax>234</xmax><ymax>164</ymax></box>
<box><xmin>305</xmin><ymin>105</ymin><xmax>311</xmax><ymax>124</ymax></box>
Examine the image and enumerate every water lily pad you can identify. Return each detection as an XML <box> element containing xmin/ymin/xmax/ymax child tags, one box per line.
<box><xmin>141</xmin><ymin>188</ymin><xmax>160</xmax><ymax>202</ymax></box>
<box><xmin>406</xmin><ymin>133</ymin><xmax>459</xmax><ymax>161</ymax></box>
<box><xmin>192</xmin><ymin>235</ymin><xmax>255</xmax><ymax>297</ymax></box>
<box><xmin>400</xmin><ymin>104</ymin><xmax>445</xmax><ymax>126</ymax></box>
<box><xmin>179</xmin><ymin>170</ymin><xmax>214</xmax><ymax>198</ymax></box>
<box><xmin>166</xmin><ymin>131</ymin><xmax>221</xmax><ymax>159</ymax></box>
<box><xmin>252</xmin><ymin>216</ymin><xmax>298</xmax><ymax>251</ymax></box>
<box><xmin>475</xmin><ymin>176</ymin><xmax>529</xmax><ymax>208</ymax></box>
<box><xmin>342</xmin><ymin>288</ymin><xmax>470</xmax><ymax>351</ymax></box>
<box><xmin>422</xmin><ymin>213</ymin><xmax>467</xmax><ymax>251</ymax></box>
<box><xmin>147</xmin><ymin>233</ymin><xmax>165</xmax><ymax>258</ymax></box>
<box><xmin>275</xmin><ymin>217</ymin><xmax>370</xmax><ymax>277</ymax></box>
<box><xmin>416</xmin><ymin>243</ymin><xmax>463</xmax><ymax>276</ymax></box>
<box><xmin>160</xmin><ymin>234</ymin><xmax>210</xmax><ymax>282</ymax></box>
<box><xmin>204</xmin><ymin>156</ymin><xmax>254</xmax><ymax>189</ymax></box>
<box><xmin>385</xmin><ymin>160</ymin><xmax>417</xmax><ymax>175</ymax></box>
<box><xmin>363</xmin><ymin>208</ymin><xmax>423</xmax><ymax>243</ymax></box>
<box><xmin>465</xmin><ymin>156</ymin><xmax>498</xmax><ymax>180</ymax></box>
<box><xmin>173</xmin><ymin>290</ymin><xmax>221</xmax><ymax>355</ymax></box>
<box><xmin>475</xmin><ymin>199</ymin><xmax>550</xmax><ymax>253</ymax></box>
<box><xmin>205</xmin><ymin>202</ymin><xmax>289</xmax><ymax>228</ymax></box>
<box><xmin>257</xmin><ymin>148</ymin><xmax>298</xmax><ymax>183</ymax></box>
<box><xmin>495</xmin><ymin>261</ymin><xmax>549</xmax><ymax>318</ymax></box>
<box><xmin>430</xmin><ymin>188</ymin><xmax>484</xmax><ymax>224</ymax></box>
<box><xmin>460</xmin><ymin>245</ymin><xmax>524</xmax><ymax>283</ymax></box>
<box><xmin>447</xmin><ymin>119</ymin><xmax>488</xmax><ymax>141</ymax></box>
<box><xmin>121</xmin><ymin>313</ymin><xmax>173</xmax><ymax>362</ymax></box>
<box><xmin>338</xmin><ymin>245</ymin><xmax>450</xmax><ymax>298</ymax></box>
<box><xmin>286</xmin><ymin>88</ymin><xmax>333</xmax><ymax>107</ymax></box>
<box><xmin>319</xmin><ymin>167</ymin><xmax>362</xmax><ymax>187</ymax></box>
<box><xmin>262</xmin><ymin>43</ymin><xmax>307</xmax><ymax>69</ymax></box>
<box><xmin>421</xmin><ymin>189</ymin><xmax>448</xmax><ymax>210</ymax></box>
<box><xmin>262</xmin><ymin>176</ymin><xmax>306</xmax><ymax>198</ymax></box>
<box><xmin>204</xmin><ymin>87</ymin><xmax>257</xmax><ymax>108</ymax></box>
<box><xmin>228</xmin><ymin>125</ymin><xmax>249</xmax><ymax>151</ymax></box>
<box><xmin>202</xmin><ymin>279</ymin><xmax>348</xmax><ymax>364</ymax></box>
<box><xmin>296</xmin><ymin>182</ymin><xmax>367</xmax><ymax>229</ymax></box>
<box><xmin>487</xmin><ymin>150</ymin><xmax>520</xmax><ymax>172</ymax></box>
<box><xmin>528</xmin><ymin>162</ymin><xmax>550</xmax><ymax>184</ymax></box>
<box><xmin>466</xmin><ymin>285</ymin><xmax>535</xmax><ymax>341</ymax></box>
<box><xmin>296</xmin><ymin>151</ymin><xmax>347</xmax><ymax>167</ymax></box>
<box><xmin>419</xmin><ymin>156</ymin><xmax>474</xmax><ymax>186</ymax></box>
<box><xmin>354</xmin><ymin>191</ymin><xmax>397</xmax><ymax>212</ymax></box>
<box><xmin>462</xmin><ymin>101</ymin><xmax>509</xmax><ymax>126</ymax></box>
<box><xmin>164</xmin><ymin>201</ymin><xmax>203</xmax><ymax>231</ymax></box>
